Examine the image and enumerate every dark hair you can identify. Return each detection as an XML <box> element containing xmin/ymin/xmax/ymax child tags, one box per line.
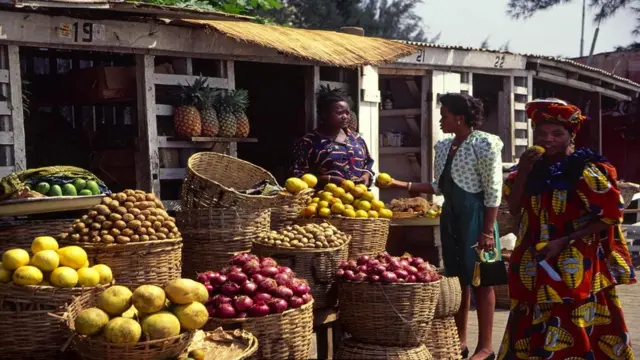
<box><xmin>439</xmin><ymin>93</ymin><xmax>484</xmax><ymax>128</ymax></box>
<box><xmin>317</xmin><ymin>90</ymin><xmax>348</xmax><ymax>121</ymax></box>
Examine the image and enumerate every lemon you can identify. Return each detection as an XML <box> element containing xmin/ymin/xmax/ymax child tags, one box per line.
<box><xmin>331</xmin><ymin>187</ymin><xmax>346</xmax><ymax>197</ymax></box>
<box><xmin>367</xmin><ymin>210</ymin><xmax>379</xmax><ymax>219</ymax></box>
<box><xmin>285</xmin><ymin>178</ymin><xmax>308</xmax><ymax>194</ymax></box>
<box><xmin>133</xmin><ymin>285</ymin><xmax>167</xmax><ymax>313</ymax></box>
<box><xmin>318</xmin><ymin>207</ymin><xmax>332</xmax><ymax>218</ymax></box>
<box><xmin>344</xmin><ymin>204</ymin><xmax>354</xmax><ymax>211</ymax></box>
<box><xmin>81</xmin><ymin>260</ymin><xmax>90</xmax><ymax>268</ymax></box>
<box><xmin>301</xmin><ymin>205</ymin><xmax>317</xmax><ymax>217</ymax></box>
<box><xmin>301</xmin><ymin>174</ymin><xmax>318</xmax><ymax>188</ymax></box>
<box><xmin>355</xmin><ymin>184</ymin><xmax>368</xmax><ymax>193</ymax></box>
<box><xmin>331</xmin><ymin>203</ymin><xmax>345</xmax><ymax>215</ymax></box>
<box><xmin>357</xmin><ymin>200</ymin><xmax>372</xmax><ymax>212</ymax></box>
<box><xmin>529</xmin><ymin>145</ymin><xmax>546</xmax><ymax>154</ymax></box>
<box><xmin>0</xmin><ymin>262</ymin><xmax>12</xmax><ymax>283</ymax></box>
<box><xmin>355</xmin><ymin>210</ymin><xmax>369</xmax><ymax>218</ymax></box>
<box><xmin>361</xmin><ymin>191</ymin><xmax>375</xmax><ymax>202</ymax></box>
<box><xmin>350</xmin><ymin>187</ymin><xmax>365</xmax><ymax>199</ymax></box>
<box><xmin>13</xmin><ymin>265</ymin><xmax>43</xmax><ymax>285</ymax></box>
<box><xmin>31</xmin><ymin>250</ymin><xmax>60</xmax><ymax>272</ymax></box>
<box><xmin>353</xmin><ymin>199</ymin><xmax>362</xmax><ymax>209</ymax></box>
<box><xmin>324</xmin><ymin>183</ymin><xmax>338</xmax><ymax>192</ymax></box>
<box><xmin>76</xmin><ymin>308</ymin><xmax>110</xmax><ymax>336</ymax></box>
<box><xmin>2</xmin><ymin>249</ymin><xmax>30</xmax><ymax>270</ymax></box>
<box><xmin>343</xmin><ymin>209</ymin><xmax>356</xmax><ymax>218</ymax></box>
<box><xmin>31</xmin><ymin>236</ymin><xmax>59</xmax><ymax>254</ymax></box>
<box><xmin>92</xmin><ymin>264</ymin><xmax>113</xmax><ymax>285</ymax></box>
<box><xmin>104</xmin><ymin>317</ymin><xmax>141</xmax><ymax>343</ymax></box>
<box><xmin>98</xmin><ymin>285</ymin><xmax>133</xmax><ymax>315</ymax></box>
<box><xmin>376</xmin><ymin>173</ymin><xmax>393</xmax><ymax>186</ymax></box>
<box><xmin>141</xmin><ymin>311</ymin><xmax>180</xmax><ymax>340</ymax></box>
<box><xmin>51</xmin><ymin>267</ymin><xmax>79</xmax><ymax>288</ymax></box>
<box><xmin>57</xmin><ymin>246</ymin><xmax>88</xmax><ymax>270</ymax></box>
<box><xmin>379</xmin><ymin>209</ymin><xmax>393</xmax><ymax>219</ymax></box>
<box><xmin>371</xmin><ymin>200</ymin><xmax>385</xmax><ymax>211</ymax></box>
<box><xmin>341</xmin><ymin>180</ymin><xmax>356</xmax><ymax>191</ymax></box>
<box><xmin>319</xmin><ymin>192</ymin><xmax>333</xmax><ymax>202</ymax></box>
<box><xmin>77</xmin><ymin>267</ymin><xmax>101</xmax><ymax>287</ymax></box>
<box><xmin>311</xmin><ymin>197</ymin><xmax>320</xmax><ymax>204</ymax></box>
<box><xmin>172</xmin><ymin>301</ymin><xmax>209</xmax><ymax>330</ymax></box>
<box><xmin>340</xmin><ymin>192</ymin><xmax>355</xmax><ymax>205</ymax></box>
<box><xmin>318</xmin><ymin>200</ymin><xmax>330</xmax><ymax>209</ymax></box>
<box><xmin>329</xmin><ymin>197</ymin><xmax>342</xmax><ymax>206</ymax></box>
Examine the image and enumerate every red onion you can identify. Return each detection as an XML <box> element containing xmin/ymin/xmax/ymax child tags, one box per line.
<box><xmin>251</xmin><ymin>273</ymin><xmax>266</xmax><ymax>284</ymax></box>
<box><xmin>399</xmin><ymin>259</ymin><xmax>410</xmax><ymax>269</ymax></box>
<box><xmin>394</xmin><ymin>269</ymin><xmax>409</xmax><ymax>279</ymax></box>
<box><xmin>274</xmin><ymin>285</ymin><xmax>294</xmax><ymax>299</ymax></box>
<box><xmin>237</xmin><ymin>312</ymin><xmax>248</xmax><ymax>319</ymax></box>
<box><xmin>205</xmin><ymin>284</ymin><xmax>214</xmax><ymax>293</ymax></box>
<box><xmin>230</xmin><ymin>253</ymin><xmax>252</xmax><ymax>266</ymax></box>
<box><xmin>213</xmin><ymin>294</ymin><xmax>232</xmax><ymax>307</ymax></box>
<box><xmin>242</xmin><ymin>281</ymin><xmax>258</xmax><ymax>295</ymax></box>
<box><xmin>216</xmin><ymin>303</ymin><xmax>237</xmax><ymax>318</ymax></box>
<box><xmin>381</xmin><ymin>271</ymin><xmax>398</xmax><ymax>283</ymax></box>
<box><xmin>234</xmin><ymin>295</ymin><xmax>254</xmax><ymax>312</ymax></box>
<box><xmin>269</xmin><ymin>298</ymin><xmax>288</xmax><ymax>313</ymax></box>
<box><xmin>417</xmin><ymin>263</ymin><xmax>429</xmax><ymax>272</ymax></box>
<box><xmin>369</xmin><ymin>274</ymin><xmax>380</xmax><ymax>282</ymax></box>
<box><xmin>274</xmin><ymin>273</ymin><xmax>292</xmax><ymax>286</ymax></box>
<box><xmin>407</xmin><ymin>275</ymin><xmax>417</xmax><ymax>283</ymax></box>
<box><xmin>210</xmin><ymin>273</ymin><xmax>227</xmax><ymax>287</ymax></box>
<box><xmin>221</xmin><ymin>281</ymin><xmax>241</xmax><ymax>296</ymax></box>
<box><xmin>367</xmin><ymin>259</ymin><xmax>381</xmax><ymax>268</ymax></box>
<box><xmin>197</xmin><ymin>273</ymin><xmax>209</xmax><ymax>284</ymax></box>
<box><xmin>388</xmin><ymin>259</ymin><xmax>402</xmax><ymax>271</ymax></box>
<box><xmin>354</xmin><ymin>272</ymin><xmax>368</xmax><ymax>282</ymax></box>
<box><xmin>259</xmin><ymin>278</ymin><xmax>278</xmax><ymax>292</ymax></box>
<box><xmin>243</xmin><ymin>260</ymin><xmax>261</xmax><ymax>275</ymax></box>
<box><xmin>253</xmin><ymin>292</ymin><xmax>273</xmax><ymax>303</ymax></box>
<box><xmin>261</xmin><ymin>258</ymin><xmax>278</xmax><ymax>267</ymax></box>
<box><xmin>206</xmin><ymin>304</ymin><xmax>216</xmax><ymax>317</ymax></box>
<box><xmin>376</xmin><ymin>251</ymin><xmax>391</xmax><ymax>261</ymax></box>
<box><xmin>291</xmin><ymin>280</ymin><xmax>311</xmax><ymax>296</ymax></box>
<box><xmin>339</xmin><ymin>261</ymin><xmax>348</xmax><ymax>269</ymax></box>
<box><xmin>249</xmin><ymin>302</ymin><xmax>271</xmax><ymax>317</ymax></box>
<box><xmin>357</xmin><ymin>255</ymin><xmax>370</xmax><ymax>266</ymax></box>
<box><xmin>416</xmin><ymin>272</ymin><xmax>432</xmax><ymax>283</ymax></box>
<box><xmin>278</xmin><ymin>266</ymin><xmax>294</xmax><ymax>274</ymax></box>
<box><xmin>289</xmin><ymin>296</ymin><xmax>304</xmax><ymax>308</ymax></box>
<box><xmin>220</xmin><ymin>265</ymin><xmax>242</xmax><ymax>274</ymax></box>
<box><xmin>345</xmin><ymin>260</ymin><xmax>358</xmax><ymax>271</ymax></box>
<box><xmin>356</xmin><ymin>265</ymin><xmax>368</xmax><ymax>274</ymax></box>
<box><xmin>373</xmin><ymin>265</ymin><xmax>387</xmax><ymax>275</ymax></box>
<box><xmin>343</xmin><ymin>270</ymin><xmax>356</xmax><ymax>281</ymax></box>
<box><xmin>410</xmin><ymin>257</ymin><xmax>425</xmax><ymax>267</ymax></box>
<box><xmin>260</xmin><ymin>266</ymin><xmax>279</xmax><ymax>277</ymax></box>
<box><xmin>228</xmin><ymin>272</ymin><xmax>248</xmax><ymax>285</ymax></box>
<box><xmin>406</xmin><ymin>266</ymin><xmax>418</xmax><ymax>275</ymax></box>
<box><xmin>301</xmin><ymin>293</ymin><xmax>313</xmax><ymax>304</ymax></box>
<box><xmin>335</xmin><ymin>269</ymin><xmax>345</xmax><ymax>278</ymax></box>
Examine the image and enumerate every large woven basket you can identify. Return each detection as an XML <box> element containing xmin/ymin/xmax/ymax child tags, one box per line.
<box><xmin>424</xmin><ymin>316</ymin><xmax>462</xmax><ymax>360</ymax></box>
<box><xmin>270</xmin><ymin>189</ymin><xmax>314</xmax><ymax>229</ymax></box>
<box><xmin>64</xmin><ymin>293</ymin><xmax>195</xmax><ymax>360</ymax></box>
<box><xmin>0</xmin><ymin>218</ymin><xmax>74</xmax><ymax>253</ymax></box>
<box><xmin>338</xmin><ymin>280</ymin><xmax>440</xmax><ymax>346</ymax></box>
<box><xmin>336</xmin><ymin>339</ymin><xmax>433</xmax><ymax>360</ymax></box>
<box><xmin>59</xmin><ymin>239</ymin><xmax>183</xmax><ymax>288</ymax></box>
<box><xmin>495</xmin><ymin>254</ymin><xmax>511</xmax><ymax>309</ymax></box>
<box><xmin>181</xmin><ymin>152</ymin><xmax>278</xmax><ymax>210</ymax></box>
<box><xmin>251</xmin><ymin>239</ymin><xmax>350</xmax><ymax>309</ymax></box>
<box><xmin>619</xmin><ymin>181</ymin><xmax>640</xmax><ymax>209</ymax></box>
<box><xmin>177</xmin><ymin>207</ymin><xmax>271</xmax><ymax>277</ymax></box>
<box><xmin>497</xmin><ymin>202</ymin><xmax>519</xmax><ymax>237</ymax></box>
<box><xmin>434</xmin><ymin>276</ymin><xmax>462</xmax><ymax>319</ymax></box>
<box><xmin>204</xmin><ymin>301</ymin><xmax>314</xmax><ymax>360</ymax></box>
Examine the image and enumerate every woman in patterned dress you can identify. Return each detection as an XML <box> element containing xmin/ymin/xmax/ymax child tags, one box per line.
<box><xmin>290</xmin><ymin>89</ymin><xmax>374</xmax><ymax>187</ymax></box>
<box><xmin>498</xmin><ymin>98</ymin><xmax>636</xmax><ymax>359</ymax></box>
<box><xmin>380</xmin><ymin>93</ymin><xmax>504</xmax><ymax>360</ymax></box>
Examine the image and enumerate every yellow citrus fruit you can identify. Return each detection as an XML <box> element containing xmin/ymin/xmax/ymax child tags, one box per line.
<box><xmin>331</xmin><ymin>203</ymin><xmax>345</xmax><ymax>214</ymax></box>
<box><xmin>318</xmin><ymin>201</ymin><xmax>330</xmax><ymax>209</ymax></box>
<box><xmin>367</xmin><ymin>210</ymin><xmax>379</xmax><ymax>218</ymax></box>
<box><xmin>301</xmin><ymin>174</ymin><xmax>318</xmax><ymax>188</ymax></box>
<box><xmin>285</xmin><ymin>178</ymin><xmax>308</xmax><ymax>194</ymax></box>
<box><xmin>13</xmin><ymin>265</ymin><xmax>43</xmax><ymax>285</ymax></box>
<box><xmin>324</xmin><ymin>183</ymin><xmax>338</xmax><ymax>192</ymax></box>
<box><xmin>319</xmin><ymin>192</ymin><xmax>334</xmax><ymax>202</ymax></box>
<box><xmin>371</xmin><ymin>200</ymin><xmax>385</xmax><ymax>211</ymax></box>
<box><xmin>343</xmin><ymin>209</ymin><xmax>356</xmax><ymax>218</ymax></box>
<box><xmin>31</xmin><ymin>250</ymin><xmax>60</xmax><ymax>272</ymax></box>
<box><xmin>350</xmin><ymin>187</ymin><xmax>365</xmax><ymax>199</ymax></box>
<box><xmin>2</xmin><ymin>248</ymin><xmax>30</xmax><ymax>270</ymax></box>
<box><xmin>344</xmin><ymin>204</ymin><xmax>354</xmax><ymax>211</ymax></box>
<box><xmin>104</xmin><ymin>317</ymin><xmax>141</xmax><ymax>343</ymax></box>
<box><xmin>77</xmin><ymin>267</ymin><xmax>101</xmax><ymax>287</ymax></box>
<box><xmin>340</xmin><ymin>193</ymin><xmax>355</xmax><ymax>205</ymax></box>
<box><xmin>31</xmin><ymin>236</ymin><xmax>59</xmax><ymax>254</ymax></box>
<box><xmin>98</xmin><ymin>285</ymin><xmax>134</xmax><ymax>315</ymax></box>
<box><xmin>301</xmin><ymin>205</ymin><xmax>317</xmax><ymax>217</ymax></box>
<box><xmin>329</xmin><ymin>197</ymin><xmax>343</xmax><ymax>206</ymax></box>
<box><xmin>529</xmin><ymin>145</ymin><xmax>546</xmax><ymax>154</ymax></box>
<box><xmin>81</xmin><ymin>260</ymin><xmax>90</xmax><ymax>268</ymax></box>
<box><xmin>172</xmin><ymin>301</ymin><xmax>209</xmax><ymax>330</ymax></box>
<box><xmin>379</xmin><ymin>209</ymin><xmax>393</xmax><ymax>219</ymax></box>
<box><xmin>377</xmin><ymin>173</ymin><xmax>393</xmax><ymax>186</ymax></box>
<box><xmin>318</xmin><ymin>207</ymin><xmax>332</xmax><ymax>218</ymax></box>
<box><xmin>76</xmin><ymin>308</ymin><xmax>110</xmax><ymax>336</ymax></box>
<box><xmin>311</xmin><ymin>197</ymin><xmax>320</xmax><ymax>204</ymax></box>
<box><xmin>331</xmin><ymin>187</ymin><xmax>346</xmax><ymax>197</ymax></box>
<box><xmin>353</xmin><ymin>199</ymin><xmax>362</xmax><ymax>209</ymax></box>
<box><xmin>355</xmin><ymin>210</ymin><xmax>369</xmax><ymax>218</ymax></box>
<box><xmin>51</xmin><ymin>266</ymin><xmax>79</xmax><ymax>288</ymax></box>
<box><xmin>0</xmin><ymin>262</ymin><xmax>12</xmax><ymax>283</ymax></box>
<box><xmin>357</xmin><ymin>200</ymin><xmax>372</xmax><ymax>212</ymax></box>
<box><xmin>426</xmin><ymin>209</ymin><xmax>438</xmax><ymax>218</ymax></box>
<box><xmin>57</xmin><ymin>246</ymin><xmax>88</xmax><ymax>270</ymax></box>
<box><xmin>355</xmin><ymin>184</ymin><xmax>368</xmax><ymax>192</ymax></box>
<box><xmin>341</xmin><ymin>180</ymin><xmax>355</xmax><ymax>191</ymax></box>
<box><xmin>361</xmin><ymin>191</ymin><xmax>375</xmax><ymax>202</ymax></box>
<box><xmin>92</xmin><ymin>264</ymin><xmax>113</xmax><ymax>285</ymax></box>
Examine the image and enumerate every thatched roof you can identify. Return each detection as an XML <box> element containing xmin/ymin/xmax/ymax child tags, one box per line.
<box><xmin>181</xmin><ymin>20</ymin><xmax>418</xmax><ymax>67</ymax></box>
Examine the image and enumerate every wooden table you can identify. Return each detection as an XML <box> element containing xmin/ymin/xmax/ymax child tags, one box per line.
<box><xmin>314</xmin><ymin>308</ymin><xmax>341</xmax><ymax>359</ymax></box>
<box><xmin>387</xmin><ymin>217</ymin><xmax>442</xmax><ymax>267</ymax></box>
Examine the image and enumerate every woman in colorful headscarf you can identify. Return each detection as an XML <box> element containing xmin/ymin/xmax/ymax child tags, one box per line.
<box><xmin>498</xmin><ymin>99</ymin><xmax>636</xmax><ymax>359</ymax></box>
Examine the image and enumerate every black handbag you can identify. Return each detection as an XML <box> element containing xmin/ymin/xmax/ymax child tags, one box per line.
<box><xmin>472</xmin><ymin>249</ymin><xmax>508</xmax><ymax>287</ymax></box>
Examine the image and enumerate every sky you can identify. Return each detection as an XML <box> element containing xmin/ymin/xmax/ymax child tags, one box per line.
<box><xmin>416</xmin><ymin>0</ymin><xmax>637</xmax><ymax>58</ymax></box>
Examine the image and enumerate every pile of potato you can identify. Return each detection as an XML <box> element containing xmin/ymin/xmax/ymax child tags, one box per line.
<box><xmin>255</xmin><ymin>223</ymin><xmax>349</xmax><ymax>249</ymax></box>
<box><xmin>61</xmin><ymin>190</ymin><xmax>181</xmax><ymax>244</ymax></box>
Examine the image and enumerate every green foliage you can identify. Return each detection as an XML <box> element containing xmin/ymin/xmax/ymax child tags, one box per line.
<box><xmin>140</xmin><ymin>0</ymin><xmax>281</xmax><ymax>15</ymax></box>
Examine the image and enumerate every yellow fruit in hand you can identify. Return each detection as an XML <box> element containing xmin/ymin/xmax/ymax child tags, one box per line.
<box><xmin>285</xmin><ymin>178</ymin><xmax>308</xmax><ymax>194</ymax></box>
<box><xmin>31</xmin><ymin>250</ymin><xmax>60</xmax><ymax>272</ymax></box>
<box><xmin>341</xmin><ymin>180</ymin><xmax>356</xmax><ymax>191</ymax></box>
<box><xmin>319</xmin><ymin>192</ymin><xmax>334</xmax><ymax>202</ymax></box>
<box><xmin>301</xmin><ymin>173</ymin><xmax>318</xmax><ymax>188</ymax></box>
<box><xmin>357</xmin><ymin>200</ymin><xmax>372</xmax><ymax>212</ymax></box>
<box><xmin>318</xmin><ymin>201</ymin><xmax>330</xmax><ymax>209</ymax></box>
<box><xmin>340</xmin><ymin>193</ymin><xmax>355</xmax><ymax>205</ymax></box>
<box><xmin>51</xmin><ymin>266</ymin><xmax>79</xmax><ymax>288</ymax></box>
<box><xmin>331</xmin><ymin>203</ymin><xmax>345</xmax><ymax>215</ymax></box>
<box><xmin>57</xmin><ymin>246</ymin><xmax>88</xmax><ymax>270</ymax></box>
<box><xmin>31</xmin><ymin>236</ymin><xmax>59</xmax><ymax>254</ymax></box>
<box><xmin>0</xmin><ymin>262</ymin><xmax>12</xmax><ymax>283</ymax></box>
<box><xmin>331</xmin><ymin>187</ymin><xmax>346</xmax><ymax>197</ymax></box>
<box><xmin>77</xmin><ymin>267</ymin><xmax>101</xmax><ymax>287</ymax></box>
<box><xmin>343</xmin><ymin>209</ymin><xmax>356</xmax><ymax>218</ymax></box>
<box><xmin>92</xmin><ymin>264</ymin><xmax>113</xmax><ymax>285</ymax></box>
<box><xmin>529</xmin><ymin>145</ymin><xmax>546</xmax><ymax>154</ymax></box>
<box><xmin>361</xmin><ymin>191</ymin><xmax>375</xmax><ymax>202</ymax></box>
<box><xmin>2</xmin><ymin>248</ymin><xmax>30</xmax><ymax>270</ymax></box>
<box><xmin>355</xmin><ymin>210</ymin><xmax>369</xmax><ymax>218</ymax></box>
<box><xmin>535</xmin><ymin>242</ymin><xmax>548</xmax><ymax>251</ymax></box>
<box><xmin>318</xmin><ymin>207</ymin><xmax>332</xmax><ymax>218</ymax></box>
<box><xmin>371</xmin><ymin>200</ymin><xmax>385</xmax><ymax>211</ymax></box>
<box><xmin>324</xmin><ymin>183</ymin><xmax>338</xmax><ymax>192</ymax></box>
<box><xmin>367</xmin><ymin>210</ymin><xmax>379</xmax><ymax>218</ymax></box>
<box><xmin>379</xmin><ymin>209</ymin><xmax>393</xmax><ymax>219</ymax></box>
<box><xmin>377</xmin><ymin>173</ymin><xmax>393</xmax><ymax>186</ymax></box>
<box><xmin>301</xmin><ymin>205</ymin><xmax>317</xmax><ymax>217</ymax></box>
<box><xmin>13</xmin><ymin>265</ymin><xmax>43</xmax><ymax>285</ymax></box>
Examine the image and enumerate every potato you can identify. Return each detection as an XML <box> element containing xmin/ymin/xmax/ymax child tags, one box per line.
<box><xmin>95</xmin><ymin>205</ymin><xmax>111</xmax><ymax>216</ymax></box>
<box><xmin>102</xmin><ymin>235</ymin><xmax>115</xmax><ymax>244</ymax></box>
<box><xmin>127</xmin><ymin>220</ymin><xmax>142</xmax><ymax>230</ymax></box>
<box><xmin>95</xmin><ymin>215</ymin><xmax>107</xmax><ymax>223</ymax></box>
<box><xmin>88</xmin><ymin>210</ymin><xmax>98</xmax><ymax>218</ymax></box>
<box><xmin>102</xmin><ymin>221</ymin><xmax>113</xmax><ymax>230</ymax></box>
<box><xmin>122</xmin><ymin>214</ymin><xmax>135</xmax><ymax>222</ymax></box>
<box><xmin>140</xmin><ymin>235</ymin><xmax>150</xmax><ymax>242</ymax></box>
<box><xmin>131</xmin><ymin>235</ymin><xmax>140</xmax><ymax>242</ymax></box>
<box><xmin>109</xmin><ymin>213</ymin><xmax>122</xmax><ymax>222</ymax></box>
<box><xmin>71</xmin><ymin>234</ymin><xmax>81</xmax><ymax>242</ymax></box>
<box><xmin>114</xmin><ymin>220</ymin><xmax>127</xmax><ymax>230</ymax></box>
<box><xmin>124</xmin><ymin>202</ymin><xmax>135</xmax><ymax>210</ymax></box>
<box><xmin>121</xmin><ymin>229</ymin><xmax>134</xmax><ymax>237</ymax></box>
<box><xmin>91</xmin><ymin>236</ymin><xmax>101</xmax><ymax>243</ymax></box>
<box><xmin>90</xmin><ymin>223</ymin><xmax>101</xmax><ymax>231</ymax></box>
<box><xmin>128</xmin><ymin>208</ymin><xmax>141</xmax><ymax>217</ymax></box>
<box><xmin>110</xmin><ymin>228</ymin><xmax>121</xmax><ymax>237</ymax></box>
<box><xmin>116</xmin><ymin>236</ymin><xmax>130</xmax><ymax>244</ymax></box>
<box><xmin>116</xmin><ymin>207</ymin><xmax>128</xmax><ymax>215</ymax></box>
<box><xmin>136</xmin><ymin>215</ymin><xmax>146</xmax><ymax>222</ymax></box>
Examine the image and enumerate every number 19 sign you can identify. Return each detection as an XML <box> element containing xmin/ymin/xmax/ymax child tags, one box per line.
<box><xmin>58</xmin><ymin>22</ymin><xmax>106</xmax><ymax>43</ymax></box>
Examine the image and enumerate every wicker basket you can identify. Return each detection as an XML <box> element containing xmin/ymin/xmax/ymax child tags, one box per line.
<box><xmin>338</xmin><ymin>280</ymin><xmax>440</xmax><ymax>346</ymax></box>
<box><xmin>0</xmin><ymin>218</ymin><xmax>75</xmax><ymax>253</ymax></box>
<box><xmin>181</xmin><ymin>152</ymin><xmax>278</xmax><ymax>210</ymax></box>
<box><xmin>177</xmin><ymin>207</ymin><xmax>271</xmax><ymax>277</ymax></box>
<box><xmin>424</xmin><ymin>316</ymin><xmax>462</xmax><ymax>360</ymax></box>
<box><xmin>0</xmin><ymin>282</ymin><xmax>108</xmax><ymax>310</ymax></box>
<box><xmin>497</xmin><ymin>202</ymin><xmax>519</xmax><ymax>237</ymax></box>
<box><xmin>251</xmin><ymin>239</ymin><xmax>350</xmax><ymax>309</ymax></box>
<box><xmin>495</xmin><ymin>254</ymin><xmax>511</xmax><ymax>309</ymax></box>
<box><xmin>64</xmin><ymin>294</ymin><xmax>195</xmax><ymax>360</ymax></box>
<box><xmin>434</xmin><ymin>276</ymin><xmax>462</xmax><ymax>319</ymax></box>
<box><xmin>204</xmin><ymin>301</ymin><xmax>314</xmax><ymax>360</ymax></box>
<box><xmin>336</xmin><ymin>340</ymin><xmax>433</xmax><ymax>360</ymax></box>
<box><xmin>270</xmin><ymin>189</ymin><xmax>314</xmax><ymax>229</ymax></box>
<box><xmin>59</xmin><ymin>239</ymin><xmax>183</xmax><ymax>288</ymax></box>
<box><xmin>620</xmin><ymin>181</ymin><xmax>640</xmax><ymax>209</ymax></box>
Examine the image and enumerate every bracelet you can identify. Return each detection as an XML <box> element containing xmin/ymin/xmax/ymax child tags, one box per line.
<box><xmin>408</xmin><ymin>182</ymin><xmax>413</xmax><ymax>192</ymax></box>
<box><xmin>481</xmin><ymin>232</ymin><xmax>493</xmax><ymax>240</ymax></box>
<box><xmin>328</xmin><ymin>175</ymin><xmax>331</xmax><ymax>183</ymax></box>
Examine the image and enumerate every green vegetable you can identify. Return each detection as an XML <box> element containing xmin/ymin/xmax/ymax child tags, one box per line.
<box><xmin>62</xmin><ymin>184</ymin><xmax>78</xmax><ymax>196</ymax></box>
<box><xmin>48</xmin><ymin>185</ymin><xmax>62</xmax><ymax>197</ymax></box>
<box><xmin>35</xmin><ymin>182</ymin><xmax>51</xmax><ymax>195</ymax></box>
<box><xmin>86</xmin><ymin>180</ymin><xmax>100</xmax><ymax>195</ymax></box>
<box><xmin>79</xmin><ymin>189</ymin><xmax>93</xmax><ymax>196</ymax></box>
<box><xmin>73</xmin><ymin>179</ymin><xmax>87</xmax><ymax>191</ymax></box>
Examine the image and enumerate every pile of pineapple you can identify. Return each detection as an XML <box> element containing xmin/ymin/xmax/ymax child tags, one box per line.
<box><xmin>173</xmin><ymin>77</ymin><xmax>250</xmax><ymax>138</ymax></box>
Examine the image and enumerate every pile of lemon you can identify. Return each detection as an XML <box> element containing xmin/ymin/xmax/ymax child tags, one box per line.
<box><xmin>0</xmin><ymin>236</ymin><xmax>112</xmax><ymax>287</ymax></box>
<box><xmin>284</xmin><ymin>174</ymin><xmax>318</xmax><ymax>194</ymax></box>
<box><xmin>301</xmin><ymin>181</ymin><xmax>393</xmax><ymax>219</ymax></box>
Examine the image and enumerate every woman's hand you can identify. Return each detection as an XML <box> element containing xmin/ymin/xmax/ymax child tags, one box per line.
<box><xmin>319</xmin><ymin>175</ymin><xmax>344</xmax><ymax>187</ymax></box>
<box><xmin>518</xmin><ymin>147</ymin><xmax>543</xmax><ymax>173</ymax></box>
<box><xmin>477</xmin><ymin>232</ymin><xmax>496</xmax><ymax>252</ymax></box>
<box><xmin>536</xmin><ymin>237</ymin><xmax>570</xmax><ymax>263</ymax></box>
<box><xmin>357</xmin><ymin>173</ymin><xmax>372</xmax><ymax>186</ymax></box>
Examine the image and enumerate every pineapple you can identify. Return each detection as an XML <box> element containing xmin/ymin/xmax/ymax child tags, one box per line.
<box><xmin>198</xmin><ymin>86</ymin><xmax>220</xmax><ymax>137</ymax></box>
<box><xmin>215</xmin><ymin>90</ymin><xmax>237</xmax><ymax>138</ymax></box>
<box><xmin>173</xmin><ymin>78</ymin><xmax>205</xmax><ymax>137</ymax></box>
<box><xmin>318</xmin><ymin>84</ymin><xmax>357</xmax><ymax>132</ymax></box>
<box><xmin>232</xmin><ymin>89</ymin><xmax>250</xmax><ymax>138</ymax></box>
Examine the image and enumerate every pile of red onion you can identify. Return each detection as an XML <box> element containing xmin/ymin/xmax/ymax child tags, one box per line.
<box><xmin>335</xmin><ymin>252</ymin><xmax>441</xmax><ymax>283</ymax></box>
<box><xmin>197</xmin><ymin>253</ymin><xmax>313</xmax><ymax>319</ymax></box>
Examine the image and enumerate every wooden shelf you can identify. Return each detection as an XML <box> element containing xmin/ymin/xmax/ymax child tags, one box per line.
<box><xmin>159</xmin><ymin>168</ymin><xmax>186</xmax><ymax>180</ymax></box>
<box><xmin>167</xmin><ymin>136</ymin><xmax>258</xmax><ymax>143</ymax></box>
<box><xmin>380</xmin><ymin>108</ymin><xmax>421</xmax><ymax>118</ymax></box>
<box><xmin>379</xmin><ymin>146</ymin><xmax>421</xmax><ymax>155</ymax></box>
<box><xmin>158</xmin><ymin>136</ymin><xmax>257</xmax><ymax>149</ymax></box>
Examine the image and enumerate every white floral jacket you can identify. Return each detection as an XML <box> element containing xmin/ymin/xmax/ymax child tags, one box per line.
<box><xmin>431</xmin><ymin>131</ymin><xmax>504</xmax><ymax>208</ymax></box>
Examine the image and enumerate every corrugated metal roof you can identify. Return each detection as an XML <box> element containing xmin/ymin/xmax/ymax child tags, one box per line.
<box><xmin>398</xmin><ymin>40</ymin><xmax>640</xmax><ymax>88</ymax></box>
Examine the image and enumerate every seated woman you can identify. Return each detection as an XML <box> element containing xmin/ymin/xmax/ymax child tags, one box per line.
<box><xmin>498</xmin><ymin>98</ymin><xmax>636</xmax><ymax>359</ymax></box>
<box><xmin>290</xmin><ymin>89</ymin><xmax>374</xmax><ymax>188</ymax></box>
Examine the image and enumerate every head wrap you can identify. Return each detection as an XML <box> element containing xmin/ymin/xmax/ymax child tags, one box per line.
<box><xmin>526</xmin><ymin>98</ymin><xmax>586</xmax><ymax>136</ymax></box>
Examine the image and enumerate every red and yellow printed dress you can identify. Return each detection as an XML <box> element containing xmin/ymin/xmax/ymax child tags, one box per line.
<box><xmin>497</xmin><ymin>149</ymin><xmax>636</xmax><ymax>360</ymax></box>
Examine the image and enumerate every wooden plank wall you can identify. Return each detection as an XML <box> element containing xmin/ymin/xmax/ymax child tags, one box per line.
<box><xmin>0</xmin><ymin>45</ymin><xmax>26</xmax><ymax>178</ymax></box>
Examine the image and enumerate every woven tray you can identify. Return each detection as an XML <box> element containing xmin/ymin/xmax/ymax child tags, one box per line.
<box><xmin>251</xmin><ymin>239</ymin><xmax>350</xmax><ymax>309</ymax></box>
<box><xmin>434</xmin><ymin>276</ymin><xmax>462</xmax><ymax>319</ymax></box>
<box><xmin>338</xmin><ymin>280</ymin><xmax>440</xmax><ymax>347</ymax></box>
<box><xmin>336</xmin><ymin>339</ymin><xmax>433</xmax><ymax>360</ymax></box>
<box><xmin>181</xmin><ymin>152</ymin><xmax>278</xmax><ymax>210</ymax></box>
<box><xmin>424</xmin><ymin>316</ymin><xmax>462</xmax><ymax>360</ymax></box>
<box><xmin>204</xmin><ymin>301</ymin><xmax>314</xmax><ymax>360</ymax></box>
<box><xmin>59</xmin><ymin>239</ymin><xmax>183</xmax><ymax>288</ymax></box>
<box><xmin>186</xmin><ymin>329</ymin><xmax>259</xmax><ymax>360</ymax></box>
<box><xmin>270</xmin><ymin>189</ymin><xmax>314</xmax><ymax>229</ymax></box>
<box><xmin>0</xmin><ymin>218</ymin><xmax>75</xmax><ymax>253</ymax></box>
